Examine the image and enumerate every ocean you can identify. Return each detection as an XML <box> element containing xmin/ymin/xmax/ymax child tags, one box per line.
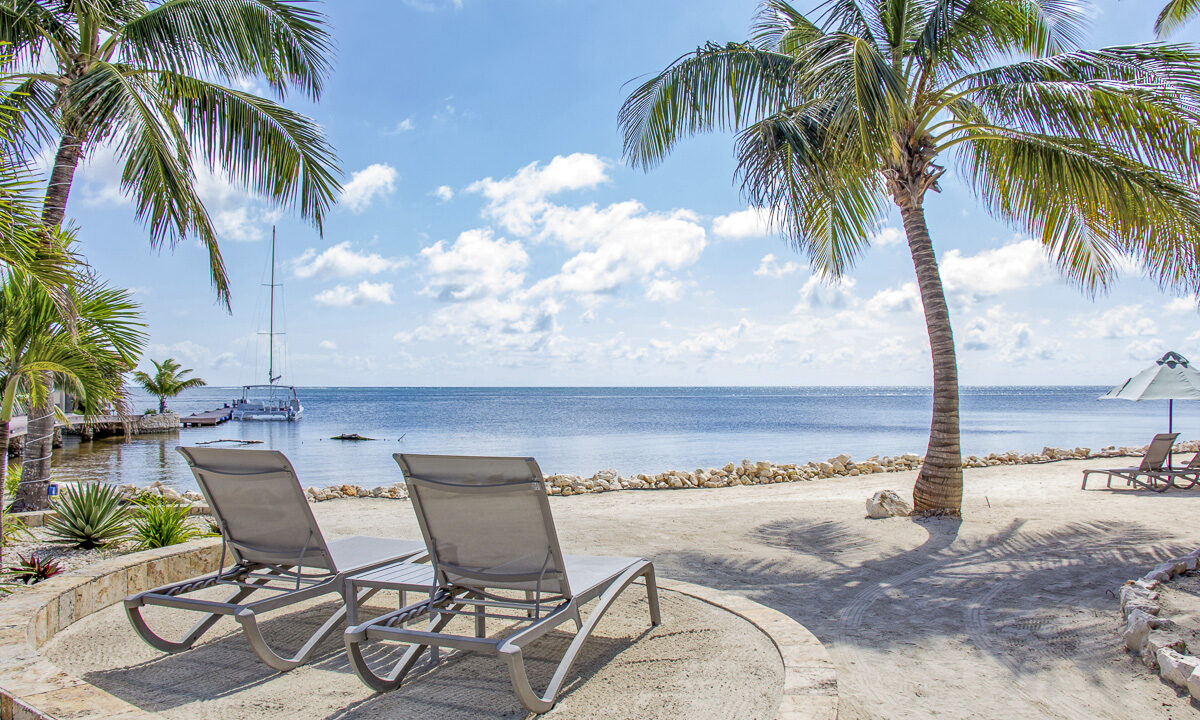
<box><xmin>48</xmin><ymin>386</ymin><xmax>1182</xmax><ymax>492</ymax></box>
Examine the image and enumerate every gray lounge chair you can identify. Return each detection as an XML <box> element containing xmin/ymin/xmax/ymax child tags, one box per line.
<box><xmin>124</xmin><ymin>447</ymin><xmax>425</xmax><ymax>671</ymax></box>
<box><xmin>1162</xmin><ymin>449</ymin><xmax>1200</xmax><ymax>490</ymax></box>
<box><xmin>344</xmin><ymin>454</ymin><xmax>660</xmax><ymax>713</ymax></box>
<box><xmin>1081</xmin><ymin>433</ymin><xmax>1178</xmax><ymax>492</ymax></box>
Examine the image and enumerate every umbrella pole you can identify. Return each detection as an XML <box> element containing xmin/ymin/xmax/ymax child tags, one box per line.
<box><xmin>1170</xmin><ymin>399</ymin><xmax>1175</xmax><ymax>468</ymax></box>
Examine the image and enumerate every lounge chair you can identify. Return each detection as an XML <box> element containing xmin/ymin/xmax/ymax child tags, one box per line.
<box><xmin>1081</xmin><ymin>433</ymin><xmax>1178</xmax><ymax>492</ymax></box>
<box><xmin>1162</xmin><ymin>449</ymin><xmax>1200</xmax><ymax>490</ymax></box>
<box><xmin>344</xmin><ymin>454</ymin><xmax>660</xmax><ymax>713</ymax></box>
<box><xmin>124</xmin><ymin>447</ymin><xmax>426</xmax><ymax>671</ymax></box>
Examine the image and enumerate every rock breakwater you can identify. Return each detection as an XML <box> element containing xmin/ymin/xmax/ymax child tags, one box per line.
<box><xmin>285</xmin><ymin>440</ymin><xmax>1194</xmax><ymax>503</ymax></box>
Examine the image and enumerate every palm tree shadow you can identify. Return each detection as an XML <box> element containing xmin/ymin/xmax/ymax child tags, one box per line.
<box><xmin>655</xmin><ymin>514</ymin><xmax>1188</xmax><ymax>674</ymax></box>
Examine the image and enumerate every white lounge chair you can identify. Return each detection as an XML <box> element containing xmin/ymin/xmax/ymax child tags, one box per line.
<box><xmin>124</xmin><ymin>447</ymin><xmax>425</xmax><ymax>671</ymax></box>
<box><xmin>344</xmin><ymin>453</ymin><xmax>660</xmax><ymax>713</ymax></box>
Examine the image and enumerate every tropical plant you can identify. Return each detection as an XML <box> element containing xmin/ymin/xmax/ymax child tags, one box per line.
<box><xmin>1</xmin><ymin>505</ymin><xmax>26</xmax><ymax>548</ymax></box>
<box><xmin>132</xmin><ymin>358</ymin><xmax>205</xmax><ymax>413</ymax></box>
<box><xmin>1156</xmin><ymin>0</ymin><xmax>1200</xmax><ymax>36</ymax></box>
<box><xmin>0</xmin><ymin>0</ymin><xmax>342</xmax><ymax>500</ymax></box>
<box><xmin>1</xmin><ymin>267</ymin><xmax>145</xmax><ymax>514</ymax></box>
<box><xmin>5</xmin><ymin>553</ymin><xmax>61</xmax><ymax>584</ymax></box>
<box><xmin>44</xmin><ymin>482</ymin><xmax>129</xmax><ymax>549</ymax></box>
<box><xmin>129</xmin><ymin>494</ymin><xmax>196</xmax><ymax>549</ymax></box>
<box><xmin>620</xmin><ymin>0</ymin><xmax>1200</xmax><ymax>515</ymax></box>
<box><xmin>3</xmin><ymin>461</ymin><xmax>16</xmax><ymax>502</ymax></box>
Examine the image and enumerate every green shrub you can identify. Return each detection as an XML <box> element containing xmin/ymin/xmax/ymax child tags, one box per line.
<box><xmin>5</xmin><ymin>554</ymin><xmax>62</xmax><ymax>584</ymax></box>
<box><xmin>1</xmin><ymin>508</ymin><xmax>27</xmax><ymax>548</ymax></box>
<box><xmin>45</xmin><ymin>483</ymin><xmax>129</xmax><ymax>549</ymax></box>
<box><xmin>4</xmin><ymin>464</ymin><xmax>20</xmax><ymax>508</ymax></box>
<box><xmin>130</xmin><ymin>495</ymin><xmax>196</xmax><ymax>549</ymax></box>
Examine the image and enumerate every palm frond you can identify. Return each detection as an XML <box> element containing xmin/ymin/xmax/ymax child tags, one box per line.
<box><xmin>118</xmin><ymin>0</ymin><xmax>333</xmax><ymax>100</ymax></box>
<box><xmin>1156</xmin><ymin>0</ymin><xmax>1200</xmax><ymax>37</ymax></box>
<box><xmin>735</xmin><ymin>109</ymin><xmax>888</xmax><ymax>276</ymax></box>
<box><xmin>955</xmin><ymin>126</ymin><xmax>1200</xmax><ymax>293</ymax></box>
<box><xmin>619</xmin><ymin>42</ymin><xmax>798</xmax><ymax>168</ymax></box>
<box><xmin>157</xmin><ymin>72</ymin><xmax>339</xmax><ymax>229</ymax></box>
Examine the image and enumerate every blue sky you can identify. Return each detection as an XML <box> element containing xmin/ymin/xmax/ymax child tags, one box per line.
<box><xmin>63</xmin><ymin>0</ymin><xmax>1200</xmax><ymax>387</ymax></box>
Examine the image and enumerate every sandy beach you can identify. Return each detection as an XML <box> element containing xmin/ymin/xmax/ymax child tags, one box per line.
<box><xmin>44</xmin><ymin>456</ymin><xmax>1200</xmax><ymax>719</ymax></box>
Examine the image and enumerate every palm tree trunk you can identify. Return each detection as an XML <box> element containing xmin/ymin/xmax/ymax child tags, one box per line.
<box><xmin>159</xmin><ymin>397</ymin><xmax>167</xmax><ymax>414</ymax></box>
<box><xmin>19</xmin><ymin>133</ymin><xmax>83</xmax><ymax>511</ymax></box>
<box><xmin>899</xmin><ymin>201</ymin><xmax>963</xmax><ymax>516</ymax></box>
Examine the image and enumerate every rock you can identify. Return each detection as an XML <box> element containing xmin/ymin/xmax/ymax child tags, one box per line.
<box><xmin>866</xmin><ymin>490</ymin><xmax>912</xmax><ymax>519</ymax></box>
<box><xmin>1120</xmin><ymin>584</ymin><xmax>1159</xmax><ymax>616</ymax></box>
<box><xmin>160</xmin><ymin>487</ymin><xmax>182</xmax><ymax>502</ymax></box>
<box><xmin>1144</xmin><ymin>631</ymin><xmax>1187</xmax><ymax>668</ymax></box>
<box><xmin>1188</xmin><ymin>665</ymin><xmax>1200</xmax><ymax>700</ymax></box>
<box><xmin>1123</xmin><ymin>609</ymin><xmax>1163</xmax><ymax>652</ymax></box>
<box><xmin>1157</xmin><ymin>649</ymin><xmax>1200</xmax><ymax>686</ymax></box>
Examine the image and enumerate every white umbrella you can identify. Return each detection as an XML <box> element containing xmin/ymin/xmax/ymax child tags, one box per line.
<box><xmin>1100</xmin><ymin>351</ymin><xmax>1200</xmax><ymax>432</ymax></box>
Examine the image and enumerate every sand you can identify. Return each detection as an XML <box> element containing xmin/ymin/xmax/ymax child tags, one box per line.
<box><xmin>43</xmin><ymin>456</ymin><xmax>1200</xmax><ymax>718</ymax></box>
<box><xmin>45</xmin><ymin>587</ymin><xmax>781</xmax><ymax>720</ymax></box>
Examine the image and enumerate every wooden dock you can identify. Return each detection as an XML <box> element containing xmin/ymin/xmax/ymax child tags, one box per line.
<box><xmin>181</xmin><ymin>408</ymin><xmax>233</xmax><ymax>427</ymax></box>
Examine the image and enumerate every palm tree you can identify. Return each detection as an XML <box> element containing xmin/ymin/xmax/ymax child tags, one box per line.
<box><xmin>1156</xmin><ymin>0</ymin><xmax>1200</xmax><ymax>36</ymax></box>
<box><xmin>0</xmin><ymin>267</ymin><xmax>145</xmax><ymax>518</ymax></box>
<box><xmin>132</xmin><ymin>358</ymin><xmax>205</xmax><ymax>413</ymax></box>
<box><xmin>620</xmin><ymin>0</ymin><xmax>1200</xmax><ymax>515</ymax></box>
<box><xmin>0</xmin><ymin>0</ymin><xmax>341</xmax><ymax>502</ymax></box>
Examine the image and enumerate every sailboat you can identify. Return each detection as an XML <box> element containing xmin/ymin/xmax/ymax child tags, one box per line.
<box><xmin>230</xmin><ymin>228</ymin><xmax>304</xmax><ymax>421</ymax></box>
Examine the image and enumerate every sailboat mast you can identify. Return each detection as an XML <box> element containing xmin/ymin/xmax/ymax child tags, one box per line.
<box><xmin>268</xmin><ymin>227</ymin><xmax>275</xmax><ymax>385</ymax></box>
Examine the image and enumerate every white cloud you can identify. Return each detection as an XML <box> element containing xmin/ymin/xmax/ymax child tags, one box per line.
<box><xmin>467</xmin><ymin>153</ymin><xmax>609</xmax><ymax>234</ymax></box>
<box><xmin>433</xmin><ymin>185</ymin><xmax>454</xmax><ymax>202</ymax></box>
<box><xmin>961</xmin><ymin>305</ymin><xmax>1058</xmax><ymax>362</ymax></box>
<box><xmin>867</xmin><ymin>282</ymin><xmax>921</xmax><ymax>314</ymax></box>
<box><xmin>420</xmin><ymin>228</ymin><xmax>528</xmax><ymax>301</ymax></box>
<box><xmin>652</xmin><ymin>320</ymin><xmax>750</xmax><ymax>360</ymax></box>
<box><xmin>313</xmin><ymin>280</ymin><xmax>395</xmax><ymax>306</ymax></box>
<box><xmin>292</xmin><ymin>241</ymin><xmax>408</xmax><ymax>279</ymax></box>
<box><xmin>940</xmin><ymin>238</ymin><xmax>1053</xmax><ymax>299</ymax></box>
<box><xmin>387</xmin><ymin>118</ymin><xmax>415</xmax><ymax>134</ymax></box>
<box><xmin>533</xmin><ymin>201</ymin><xmax>706</xmax><ymax>296</ymax></box>
<box><xmin>645</xmin><ymin>277</ymin><xmax>684</xmax><ymax>302</ymax></box>
<box><xmin>1075</xmin><ymin>304</ymin><xmax>1158</xmax><ymax>339</ymax></box>
<box><xmin>341</xmin><ymin>163</ymin><xmax>398</xmax><ymax>213</ymax></box>
<box><xmin>193</xmin><ymin>166</ymin><xmax>281</xmax><ymax>242</ymax></box>
<box><xmin>796</xmin><ymin>275</ymin><xmax>857</xmax><ymax>311</ymax></box>
<box><xmin>1165</xmin><ymin>297</ymin><xmax>1197</xmax><ymax>314</ymax></box>
<box><xmin>1127</xmin><ymin>339</ymin><xmax>1162</xmax><ymax>361</ymax></box>
<box><xmin>872</xmin><ymin>226</ymin><xmax>904</xmax><ymax>247</ymax></box>
<box><xmin>319</xmin><ymin>340</ymin><xmax>337</xmax><ymax>350</ymax></box>
<box><xmin>754</xmin><ymin>253</ymin><xmax>801</xmax><ymax>278</ymax></box>
<box><xmin>712</xmin><ymin>207</ymin><xmax>772</xmax><ymax>239</ymax></box>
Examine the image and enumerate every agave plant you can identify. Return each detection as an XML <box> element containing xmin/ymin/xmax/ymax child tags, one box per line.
<box><xmin>5</xmin><ymin>554</ymin><xmax>62</xmax><ymax>584</ymax></box>
<box><xmin>45</xmin><ymin>483</ymin><xmax>129</xmax><ymax>549</ymax></box>
<box><xmin>130</xmin><ymin>495</ymin><xmax>196</xmax><ymax>550</ymax></box>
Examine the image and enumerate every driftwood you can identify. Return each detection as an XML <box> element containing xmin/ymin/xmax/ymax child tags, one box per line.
<box><xmin>196</xmin><ymin>438</ymin><xmax>264</xmax><ymax>446</ymax></box>
<box><xmin>331</xmin><ymin>433</ymin><xmax>376</xmax><ymax>441</ymax></box>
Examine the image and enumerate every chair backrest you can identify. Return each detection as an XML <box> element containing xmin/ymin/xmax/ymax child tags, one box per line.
<box><xmin>1141</xmin><ymin>433</ymin><xmax>1179</xmax><ymax>471</ymax></box>
<box><xmin>177</xmin><ymin>447</ymin><xmax>337</xmax><ymax>572</ymax></box>
<box><xmin>395</xmin><ymin>454</ymin><xmax>571</xmax><ymax>598</ymax></box>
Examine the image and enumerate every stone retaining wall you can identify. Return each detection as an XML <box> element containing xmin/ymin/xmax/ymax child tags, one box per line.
<box><xmin>0</xmin><ymin>538</ymin><xmax>222</xmax><ymax>720</ymax></box>
<box><xmin>1118</xmin><ymin>549</ymin><xmax>1200</xmax><ymax>699</ymax></box>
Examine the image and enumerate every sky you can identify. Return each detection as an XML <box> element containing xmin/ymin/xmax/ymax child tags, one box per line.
<box><xmin>57</xmin><ymin>0</ymin><xmax>1200</xmax><ymax>387</ymax></box>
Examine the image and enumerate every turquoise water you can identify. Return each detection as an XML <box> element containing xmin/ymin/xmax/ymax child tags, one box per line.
<box><xmin>49</xmin><ymin>386</ymin><xmax>1181</xmax><ymax>492</ymax></box>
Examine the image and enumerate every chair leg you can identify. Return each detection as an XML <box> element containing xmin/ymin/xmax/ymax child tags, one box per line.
<box><xmin>125</xmin><ymin>584</ymin><xmax>257</xmax><ymax>653</ymax></box>
<box><xmin>500</xmin><ymin>561</ymin><xmax>658</xmax><ymax>713</ymax></box>
<box><xmin>238</xmin><ymin>587</ymin><xmax>378</xmax><ymax>672</ymax></box>
<box><xmin>345</xmin><ymin>602</ymin><xmax>463</xmax><ymax>692</ymax></box>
